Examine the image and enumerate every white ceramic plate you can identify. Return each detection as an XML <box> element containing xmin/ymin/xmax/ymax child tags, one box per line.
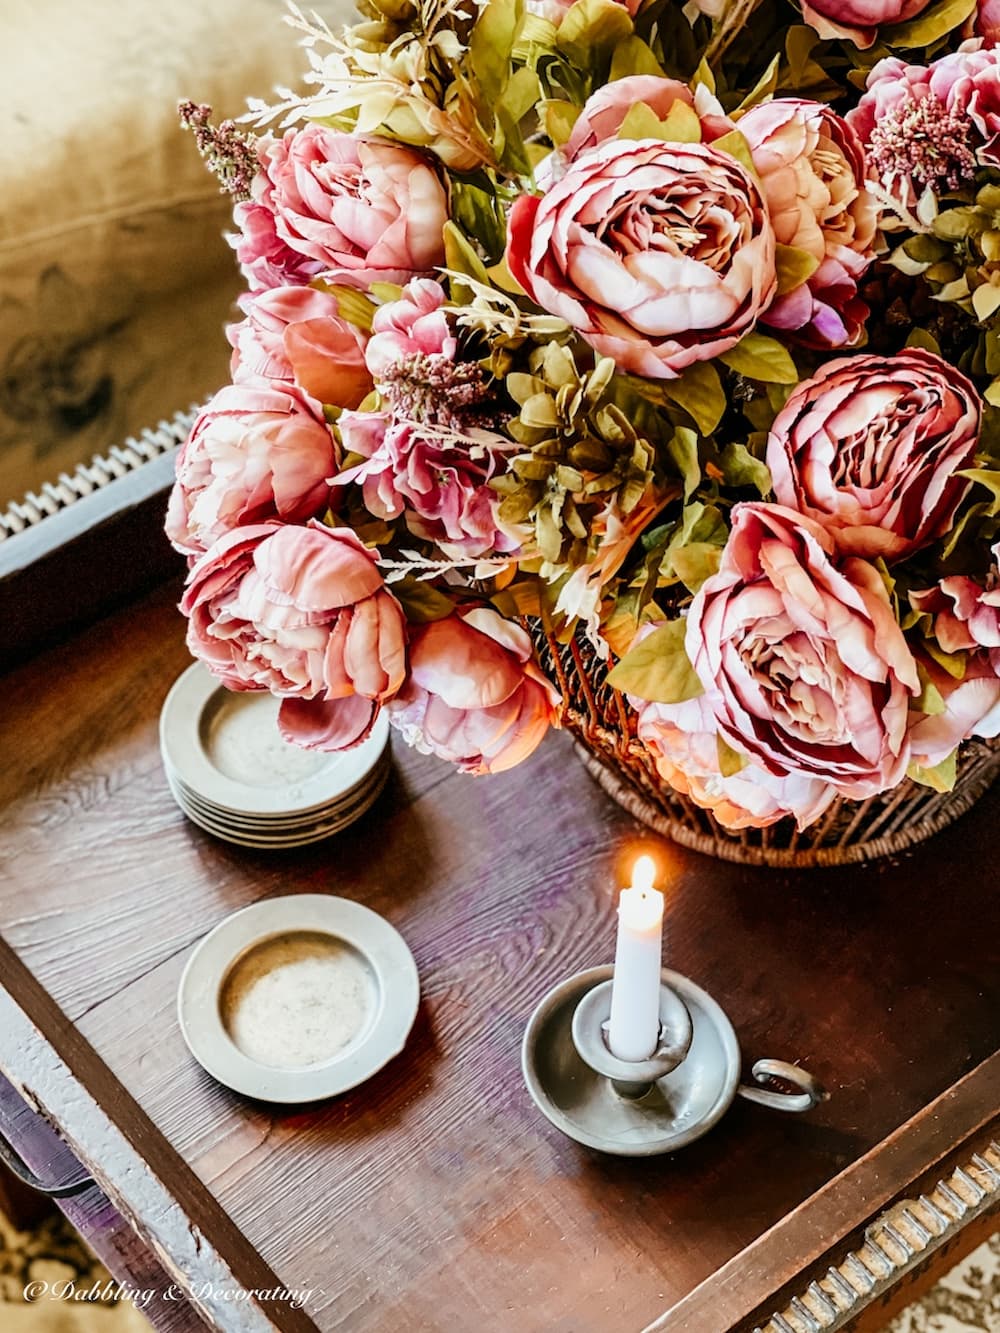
<box><xmin>177</xmin><ymin>895</ymin><xmax>420</xmax><ymax>1102</ymax></box>
<box><xmin>160</xmin><ymin>664</ymin><xmax>390</xmax><ymax>817</ymax></box>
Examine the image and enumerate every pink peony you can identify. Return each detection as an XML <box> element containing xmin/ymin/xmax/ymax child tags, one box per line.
<box><xmin>364</xmin><ymin>278</ymin><xmax>456</xmax><ymax>381</ymax></box>
<box><xmin>685</xmin><ymin>503</ymin><xmax>919</xmax><ymax>800</ymax></box>
<box><xmin>911</xmin><ymin>554</ymin><xmax>1000</xmax><ymax>668</ymax></box>
<box><xmin>629</xmin><ymin>634</ymin><xmax>836</xmax><ymax>830</ymax></box>
<box><xmin>228</xmin><ymin>285</ymin><xmax>372</xmax><ymax>409</ymax></box>
<box><xmin>181</xmin><ymin>521</ymin><xmax>407</xmax><ymax>750</ymax></box>
<box><xmin>766</xmin><ymin>349</ymin><xmax>980</xmax><ymax>562</ymax></box>
<box><xmin>930</xmin><ymin>42</ymin><xmax>1000</xmax><ymax>167</ymax></box>
<box><xmin>165</xmin><ymin>383</ymin><xmax>337</xmax><ymax>558</ymax></box>
<box><xmin>507</xmin><ymin>138</ymin><xmax>777</xmax><ymax>380</ymax></box>
<box><xmin>800</xmin><ymin>0</ymin><xmax>932</xmax><ymax>49</ymax></box>
<box><xmin>561</xmin><ymin>77</ymin><xmax>735</xmax><ymax>167</ymax></box>
<box><xmin>336</xmin><ymin>411</ymin><xmax>519</xmax><ymax>558</ymax></box>
<box><xmin>973</xmin><ymin>0</ymin><xmax>1000</xmax><ymax>43</ymax></box>
<box><xmin>906</xmin><ymin>652</ymin><xmax>1000</xmax><ymax>769</ymax></box>
<box><xmin>387</xmin><ymin>608</ymin><xmax>559</xmax><ymax>773</ymax></box>
<box><xmin>249</xmin><ymin>125</ymin><xmax>448</xmax><ymax>289</ymax></box>
<box><xmin>230</xmin><ymin>200</ymin><xmax>325</xmax><ymax>293</ymax></box>
<box><xmin>739</xmin><ymin>98</ymin><xmax>877</xmax><ymax>347</ymax></box>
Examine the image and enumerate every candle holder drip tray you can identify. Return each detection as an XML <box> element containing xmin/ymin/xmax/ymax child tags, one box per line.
<box><xmin>522</xmin><ymin>966</ymin><xmax>824</xmax><ymax>1157</ymax></box>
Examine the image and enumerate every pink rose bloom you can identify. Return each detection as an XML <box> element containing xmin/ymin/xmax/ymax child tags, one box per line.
<box><xmin>181</xmin><ymin>521</ymin><xmax>407</xmax><ymax>750</ymax></box>
<box><xmin>561</xmin><ymin>77</ymin><xmax>735</xmax><ymax>166</ymax></box>
<box><xmin>507</xmin><ymin>138</ymin><xmax>777</xmax><ymax>380</ymax></box>
<box><xmin>766</xmin><ymin>350</ymin><xmax>980</xmax><ymax>562</ymax></box>
<box><xmin>629</xmin><ymin>632</ymin><xmax>836</xmax><ymax>830</ymax></box>
<box><xmin>906</xmin><ymin>652</ymin><xmax>1000</xmax><ymax>769</ymax></box>
<box><xmin>686</xmin><ymin>503</ymin><xmax>919</xmax><ymax>800</ymax></box>
<box><xmin>228</xmin><ymin>286</ymin><xmax>373</xmax><ymax>410</ymax></box>
<box><xmin>800</xmin><ymin>0</ymin><xmax>932</xmax><ymax>49</ymax></box>
<box><xmin>230</xmin><ymin>200</ymin><xmax>325</xmax><ymax>293</ymax></box>
<box><xmin>336</xmin><ymin>411</ymin><xmax>519</xmax><ymax>558</ymax></box>
<box><xmin>930</xmin><ymin>42</ymin><xmax>1000</xmax><ymax>166</ymax></box>
<box><xmin>387</xmin><ymin>608</ymin><xmax>559</xmax><ymax>773</ymax></box>
<box><xmin>251</xmin><ymin>125</ymin><xmax>448</xmax><ymax>289</ymax></box>
<box><xmin>973</xmin><ymin>0</ymin><xmax>1000</xmax><ymax>44</ymax></box>
<box><xmin>364</xmin><ymin>278</ymin><xmax>456</xmax><ymax>381</ymax></box>
<box><xmin>739</xmin><ymin>99</ymin><xmax>877</xmax><ymax>347</ymax></box>
<box><xmin>848</xmin><ymin>59</ymin><xmax>978</xmax><ymax>204</ymax></box>
<box><xmin>911</xmin><ymin>552</ymin><xmax>1000</xmax><ymax>669</ymax></box>
<box><xmin>165</xmin><ymin>383</ymin><xmax>337</xmax><ymax>558</ymax></box>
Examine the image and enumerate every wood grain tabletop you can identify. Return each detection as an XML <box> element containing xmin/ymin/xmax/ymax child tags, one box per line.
<box><xmin>0</xmin><ymin>578</ymin><xmax>997</xmax><ymax>1332</ymax></box>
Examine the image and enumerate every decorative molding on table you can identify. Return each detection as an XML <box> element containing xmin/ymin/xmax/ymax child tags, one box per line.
<box><xmin>754</xmin><ymin>1142</ymin><xmax>1000</xmax><ymax>1333</ymax></box>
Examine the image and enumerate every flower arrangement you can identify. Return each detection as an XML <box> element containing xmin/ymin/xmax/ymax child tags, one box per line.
<box><xmin>170</xmin><ymin>0</ymin><xmax>1000</xmax><ymax>836</ymax></box>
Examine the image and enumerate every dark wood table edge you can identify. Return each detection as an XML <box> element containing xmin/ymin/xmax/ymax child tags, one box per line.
<box><xmin>646</xmin><ymin>1054</ymin><xmax>1000</xmax><ymax>1332</ymax></box>
<box><xmin>0</xmin><ymin>936</ymin><xmax>318</xmax><ymax>1333</ymax></box>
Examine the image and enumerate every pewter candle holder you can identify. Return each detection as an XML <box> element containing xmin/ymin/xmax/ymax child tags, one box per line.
<box><xmin>521</xmin><ymin>965</ymin><xmax>824</xmax><ymax>1156</ymax></box>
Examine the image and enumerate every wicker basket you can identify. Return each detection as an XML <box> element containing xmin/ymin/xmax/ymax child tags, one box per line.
<box><xmin>531</xmin><ymin>625</ymin><xmax>1000</xmax><ymax>868</ymax></box>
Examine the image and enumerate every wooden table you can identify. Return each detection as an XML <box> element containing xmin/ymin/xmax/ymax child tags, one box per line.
<box><xmin>0</xmin><ymin>576</ymin><xmax>998</xmax><ymax>1333</ymax></box>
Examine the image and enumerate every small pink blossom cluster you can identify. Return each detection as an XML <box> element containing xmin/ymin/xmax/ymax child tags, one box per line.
<box><xmin>631</xmin><ymin>352</ymin><xmax>1000</xmax><ymax>830</ymax></box>
<box><xmin>167</xmin><ymin>122</ymin><xmax>557</xmax><ymax>770</ymax></box>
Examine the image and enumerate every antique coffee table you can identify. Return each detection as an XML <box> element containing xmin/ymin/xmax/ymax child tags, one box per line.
<box><xmin>0</xmin><ymin>439</ymin><xmax>997</xmax><ymax>1332</ymax></box>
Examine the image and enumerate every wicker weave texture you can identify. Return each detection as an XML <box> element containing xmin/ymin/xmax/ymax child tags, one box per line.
<box><xmin>531</xmin><ymin>627</ymin><xmax>1000</xmax><ymax>868</ymax></box>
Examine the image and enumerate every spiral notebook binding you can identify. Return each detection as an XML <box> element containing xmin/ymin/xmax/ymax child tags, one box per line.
<box><xmin>0</xmin><ymin>406</ymin><xmax>198</xmax><ymax>542</ymax></box>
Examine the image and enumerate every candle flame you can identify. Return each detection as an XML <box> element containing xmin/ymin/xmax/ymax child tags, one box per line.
<box><xmin>631</xmin><ymin>855</ymin><xmax>656</xmax><ymax>893</ymax></box>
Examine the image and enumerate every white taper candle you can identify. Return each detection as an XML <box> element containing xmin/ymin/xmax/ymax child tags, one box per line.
<box><xmin>606</xmin><ymin>856</ymin><xmax>664</xmax><ymax>1063</ymax></box>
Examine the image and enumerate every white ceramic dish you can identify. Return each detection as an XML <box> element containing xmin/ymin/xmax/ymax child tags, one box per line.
<box><xmin>177</xmin><ymin>894</ymin><xmax>420</xmax><ymax>1102</ymax></box>
<box><xmin>160</xmin><ymin>664</ymin><xmax>391</xmax><ymax>817</ymax></box>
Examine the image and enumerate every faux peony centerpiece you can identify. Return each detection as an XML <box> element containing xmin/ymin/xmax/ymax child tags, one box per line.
<box><xmin>170</xmin><ymin>0</ymin><xmax>1000</xmax><ymax>861</ymax></box>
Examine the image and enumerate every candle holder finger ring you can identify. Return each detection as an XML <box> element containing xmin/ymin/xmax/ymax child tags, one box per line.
<box><xmin>522</xmin><ymin>966</ymin><xmax>826</xmax><ymax>1157</ymax></box>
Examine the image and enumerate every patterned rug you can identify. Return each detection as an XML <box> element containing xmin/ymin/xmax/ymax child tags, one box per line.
<box><xmin>0</xmin><ymin>1204</ymin><xmax>996</xmax><ymax>1329</ymax></box>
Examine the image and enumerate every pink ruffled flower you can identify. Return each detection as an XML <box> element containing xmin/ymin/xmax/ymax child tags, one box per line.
<box><xmin>739</xmin><ymin>98</ymin><xmax>877</xmax><ymax>347</ymax></box>
<box><xmin>181</xmin><ymin>521</ymin><xmax>407</xmax><ymax>750</ymax></box>
<box><xmin>364</xmin><ymin>279</ymin><xmax>456</xmax><ymax>381</ymax></box>
<box><xmin>228</xmin><ymin>285</ymin><xmax>372</xmax><ymax>409</ymax></box>
<box><xmin>911</xmin><ymin>553</ymin><xmax>1000</xmax><ymax>669</ymax></box>
<box><xmin>249</xmin><ymin>125</ymin><xmax>448</xmax><ymax>289</ymax></box>
<box><xmin>848</xmin><ymin>58</ymin><xmax>978</xmax><ymax>205</ymax></box>
<box><xmin>561</xmin><ymin>77</ymin><xmax>735</xmax><ymax>166</ymax></box>
<box><xmin>800</xmin><ymin>0</ymin><xmax>932</xmax><ymax>50</ymax></box>
<box><xmin>629</xmin><ymin>633</ymin><xmax>836</xmax><ymax>830</ymax></box>
<box><xmin>685</xmin><ymin>503</ymin><xmax>919</xmax><ymax>801</ymax></box>
<box><xmin>906</xmin><ymin>652</ymin><xmax>1000</xmax><ymax>768</ymax></box>
<box><xmin>230</xmin><ymin>200</ymin><xmax>325</xmax><ymax>293</ymax></box>
<box><xmin>387</xmin><ymin>608</ymin><xmax>559</xmax><ymax>773</ymax></box>
<box><xmin>973</xmin><ymin>0</ymin><xmax>1000</xmax><ymax>44</ymax></box>
<box><xmin>336</xmin><ymin>411</ymin><xmax>519</xmax><ymax>558</ymax></box>
<box><xmin>766</xmin><ymin>350</ymin><xmax>980</xmax><ymax>562</ymax></box>
<box><xmin>930</xmin><ymin>42</ymin><xmax>1000</xmax><ymax>167</ymax></box>
<box><xmin>507</xmin><ymin>138</ymin><xmax>777</xmax><ymax>380</ymax></box>
<box><xmin>165</xmin><ymin>383</ymin><xmax>337</xmax><ymax>558</ymax></box>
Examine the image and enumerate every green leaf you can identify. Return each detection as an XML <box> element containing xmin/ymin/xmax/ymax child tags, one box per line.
<box><xmin>733</xmin><ymin>53</ymin><xmax>780</xmax><ymax>114</ymax></box>
<box><xmin>606</xmin><ymin>619</ymin><xmax>704</xmax><ymax>703</ymax></box>
<box><xmin>392</xmin><ymin>578</ymin><xmax>456</xmax><ymax>623</ymax></box>
<box><xmin>774</xmin><ymin>244</ymin><xmax>820</xmax><ymax>296</ymax></box>
<box><xmin>710</xmin><ymin>129</ymin><xmax>757</xmax><ymax>177</ymax></box>
<box><xmin>617</xmin><ymin>101</ymin><xmax>701</xmax><ymax>144</ymax></box>
<box><xmin>667</xmin><ymin>427</ymin><xmax>701</xmax><ymax>500</ymax></box>
<box><xmin>443</xmin><ymin>220</ymin><xmax>491</xmax><ymax>301</ymax></box>
<box><xmin>716</xmin><ymin>733</ymin><xmax>748</xmax><ymax>777</ymax></box>
<box><xmin>543</xmin><ymin>99</ymin><xmax>580</xmax><ymax>147</ymax></box>
<box><xmin>691</xmin><ymin>56</ymin><xmax>716</xmax><ymax>95</ymax></box>
<box><xmin>719</xmin><ymin>441</ymin><xmax>771</xmax><ymax>495</ymax></box>
<box><xmin>914</xmin><ymin>663</ymin><xmax>946</xmax><ymax>717</ymax></box>
<box><xmin>450</xmin><ymin>177</ymin><xmax>507</xmax><ymax>265</ymax></box>
<box><xmin>499</xmin><ymin>64</ymin><xmax>542</xmax><ymax>121</ymax></box>
<box><xmin>924</xmin><ymin>640</ymin><xmax>967</xmax><ymax>679</ymax></box>
<box><xmin>719</xmin><ymin>333</ymin><xmax>798</xmax><ymax>384</ymax></box>
<box><xmin>885</xmin><ymin>0</ymin><xmax>976</xmax><ymax>48</ymax></box>
<box><xmin>609</xmin><ymin>35</ymin><xmax>664</xmax><ymax>80</ymax></box>
<box><xmin>907</xmin><ymin>749</ymin><xmax>958</xmax><ymax>792</ymax></box>
<box><xmin>317</xmin><ymin>284</ymin><xmax>377</xmax><ymax>333</ymax></box>
<box><xmin>906</xmin><ymin>328</ymin><xmax>941</xmax><ymax>356</ymax></box>
<box><xmin>671</xmin><ymin>542</ymin><xmax>722</xmax><ymax>594</ymax></box>
<box><xmin>556</xmin><ymin>0</ymin><xmax>633</xmax><ymax>68</ymax></box>
<box><xmin>664</xmin><ymin>361</ymin><xmax>726</xmax><ymax>435</ymax></box>
<box><xmin>974</xmin><ymin>282</ymin><xmax>1000</xmax><ymax>322</ymax></box>
<box><xmin>957</xmin><ymin>467</ymin><xmax>1000</xmax><ymax>514</ymax></box>
<box><xmin>987</xmin><ymin>380</ymin><xmax>1000</xmax><ymax>409</ymax></box>
<box><xmin>469</xmin><ymin>0</ymin><xmax>522</xmax><ymax>104</ymax></box>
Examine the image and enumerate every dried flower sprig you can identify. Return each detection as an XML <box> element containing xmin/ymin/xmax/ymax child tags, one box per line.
<box><xmin>177</xmin><ymin>102</ymin><xmax>258</xmax><ymax>200</ymax></box>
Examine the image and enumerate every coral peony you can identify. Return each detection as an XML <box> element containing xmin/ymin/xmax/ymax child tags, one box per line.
<box><xmin>906</xmin><ymin>652</ymin><xmax>1000</xmax><ymax>768</ymax></box>
<box><xmin>766</xmin><ymin>349</ymin><xmax>980</xmax><ymax>562</ymax></box>
<box><xmin>685</xmin><ymin>503</ymin><xmax>919</xmax><ymax>800</ymax></box>
<box><xmin>507</xmin><ymin>138</ymin><xmax>776</xmax><ymax>380</ymax></box>
<box><xmin>739</xmin><ymin>98</ymin><xmax>877</xmax><ymax>346</ymax></box>
<box><xmin>181</xmin><ymin>521</ymin><xmax>407</xmax><ymax>750</ymax></box>
<box><xmin>247</xmin><ymin>124</ymin><xmax>448</xmax><ymax>289</ymax></box>
<box><xmin>166</xmin><ymin>383</ymin><xmax>337</xmax><ymax>558</ymax></box>
<box><xmin>228</xmin><ymin>285</ymin><xmax>372</xmax><ymax>409</ymax></box>
<box><xmin>387</xmin><ymin>608</ymin><xmax>559</xmax><ymax>773</ymax></box>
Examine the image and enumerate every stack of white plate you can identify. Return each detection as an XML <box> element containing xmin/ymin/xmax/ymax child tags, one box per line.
<box><xmin>160</xmin><ymin>663</ymin><xmax>391</xmax><ymax>849</ymax></box>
